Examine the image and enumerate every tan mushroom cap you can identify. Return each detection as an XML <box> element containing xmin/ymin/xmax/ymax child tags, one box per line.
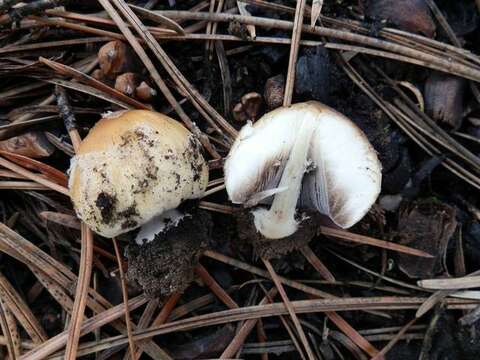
<box><xmin>69</xmin><ymin>110</ymin><xmax>208</xmax><ymax>238</ymax></box>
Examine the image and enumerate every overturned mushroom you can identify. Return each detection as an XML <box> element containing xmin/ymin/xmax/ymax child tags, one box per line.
<box><xmin>69</xmin><ymin>110</ymin><xmax>208</xmax><ymax>238</ymax></box>
<box><xmin>224</xmin><ymin>101</ymin><xmax>382</xmax><ymax>240</ymax></box>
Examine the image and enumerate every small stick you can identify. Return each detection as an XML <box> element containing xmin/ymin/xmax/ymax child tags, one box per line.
<box><xmin>54</xmin><ymin>86</ymin><xmax>81</xmax><ymax>150</ymax></box>
<box><xmin>0</xmin><ymin>0</ymin><xmax>69</xmax><ymax>26</ymax></box>
<box><xmin>113</xmin><ymin>238</ymin><xmax>136</xmax><ymax>359</ymax></box>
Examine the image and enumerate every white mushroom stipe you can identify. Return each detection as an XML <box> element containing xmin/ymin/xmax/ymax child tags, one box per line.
<box><xmin>135</xmin><ymin>209</ymin><xmax>187</xmax><ymax>245</ymax></box>
<box><xmin>253</xmin><ymin>117</ymin><xmax>317</xmax><ymax>239</ymax></box>
<box><xmin>224</xmin><ymin>101</ymin><xmax>382</xmax><ymax>239</ymax></box>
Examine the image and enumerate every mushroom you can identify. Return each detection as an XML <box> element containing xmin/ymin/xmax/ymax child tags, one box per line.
<box><xmin>69</xmin><ymin>110</ymin><xmax>208</xmax><ymax>238</ymax></box>
<box><xmin>224</xmin><ymin>101</ymin><xmax>382</xmax><ymax>239</ymax></box>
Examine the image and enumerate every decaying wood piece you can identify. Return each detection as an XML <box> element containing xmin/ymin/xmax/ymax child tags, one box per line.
<box><xmin>0</xmin><ymin>132</ymin><xmax>54</xmax><ymax>158</ymax></box>
<box><xmin>397</xmin><ymin>200</ymin><xmax>457</xmax><ymax>278</ymax></box>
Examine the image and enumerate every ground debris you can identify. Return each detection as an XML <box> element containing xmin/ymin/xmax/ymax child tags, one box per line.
<box><xmin>126</xmin><ymin>210</ymin><xmax>212</xmax><ymax>298</ymax></box>
<box><xmin>396</xmin><ymin>200</ymin><xmax>457</xmax><ymax>278</ymax></box>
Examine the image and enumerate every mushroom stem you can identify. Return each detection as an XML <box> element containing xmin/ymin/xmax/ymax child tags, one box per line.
<box><xmin>253</xmin><ymin>118</ymin><xmax>316</xmax><ymax>239</ymax></box>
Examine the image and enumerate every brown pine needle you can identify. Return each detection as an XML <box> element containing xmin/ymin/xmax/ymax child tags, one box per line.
<box><xmin>64</xmin><ymin>223</ymin><xmax>93</xmax><ymax>360</ymax></box>
<box><xmin>205</xmin><ymin>250</ymin><xmax>334</xmax><ymax>298</ymax></box>
<box><xmin>112</xmin><ymin>238</ymin><xmax>136</xmax><ymax>359</ymax></box>
<box><xmin>256</xmin><ymin>319</ymin><xmax>269</xmax><ymax>360</ymax></box>
<box><xmin>300</xmin><ymin>248</ymin><xmax>380</xmax><ymax>357</ymax></box>
<box><xmin>97</xmin><ymin>0</ymin><xmax>222</xmax><ymax>159</ymax></box>
<box><xmin>0</xmin><ymin>298</ymin><xmax>20</xmax><ymax>359</ymax></box>
<box><xmin>325</xmin><ymin>311</ymin><xmax>380</xmax><ymax>358</ymax></box>
<box><xmin>62</xmin><ymin>108</ymin><xmax>95</xmax><ymax>360</ymax></box>
<box><xmin>0</xmin><ymin>223</ymin><xmax>165</xmax><ymax>359</ymax></box>
<box><xmin>220</xmin><ymin>287</ymin><xmax>277</xmax><ymax>358</ymax></box>
<box><xmin>42</xmin><ymin>57</ymin><xmax>149</xmax><ymax>110</ymax></box>
<box><xmin>371</xmin><ymin>318</ymin><xmax>417</xmax><ymax>360</ymax></box>
<box><xmin>0</xmin><ymin>272</ymin><xmax>47</xmax><ymax>345</ymax></box>
<box><xmin>20</xmin><ymin>295</ymin><xmax>148</xmax><ymax>360</ymax></box>
<box><xmin>133</xmin><ymin>292</ymin><xmax>181</xmax><ymax>359</ymax></box>
<box><xmin>283</xmin><ymin>0</ymin><xmax>307</xmax><ymax>106</ymax></box>
<box><xmin>0</xmin><ymin>150</ymin><xmax>67</xmax><ymax>186</ymax></box>
<box><xmin>129</xmin><ymin>4</ymin><xmax>185</xmax><ymax>34</ymax></box>
<box><xmin>195</xmin><ymin>264</ymin><xmax>239</xmax><ymax>309</ymax></box>
<box><xmin>311</xmin><ymin>0</ymin><xmax>323</xmax><ymax>27</ymax></box>
<box><xmin>24</xmin><ymin>296</ymin><xmax>478</xmax><ymax>359</ymax></box>
<box><xmin>263</xmin><ymin>258</ymin><xmax>316</xmax><ymax>360</ymax></box>
<box><xmin>418</xmin><ymin>276</ymin><xmax>480</xmax><ymax>290</ymax></box>
<box><xmin>301</xmin><ymin>246</ymin><xmax>335</xmax><ymax>282</ymax></box>
<box><xmin>319</xmin><ymin>226</ymin><xmax>434</xmax><ymax>258</ymax></box>
<box><xmin>0</xmin><ymin>156</ymin><xmax>69</xmax><ymax>195</ymax></box>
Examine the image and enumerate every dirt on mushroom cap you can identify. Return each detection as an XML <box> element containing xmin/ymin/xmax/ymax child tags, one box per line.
<box><xmin>69</xmin><ymin>110</ymin><xmax>208</xmax><ymax>238</ymax></box>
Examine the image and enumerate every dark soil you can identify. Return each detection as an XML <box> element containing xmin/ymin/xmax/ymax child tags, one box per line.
<box><xmin>236</xmin><ymin>210</ymin><xmax>321</xmax><ymax>259</ymax></box>
<box><xmin>126</xmin><ymin>210</ymin><xmax>212</xmax><ymax>298</ymax></box>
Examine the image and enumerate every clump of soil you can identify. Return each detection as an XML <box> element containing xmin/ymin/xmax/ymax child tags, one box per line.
<box><xmin>235</xmin><ymin>210</ymin><xmax>321</xmax><ymax>259</ymax></box>
<box><xmin>396</xmin><ymin>200</ymin><xmax>457</xmax><ymax>278</ymax></box>
<box><xmin>126</xmin><ymin>210</ymin><xmax>212</xmax><ymax>298</ymax></box>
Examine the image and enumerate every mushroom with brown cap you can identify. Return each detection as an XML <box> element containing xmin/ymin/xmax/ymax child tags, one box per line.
<box><xmin>224</xmin><ymin>101</ymin><xmax>382</xmax><ymax>240</ymax></box>
<box><xmin>68</xmin><ymin>110</ymin><xmax>208</xmax><ymax>238</ymax></box>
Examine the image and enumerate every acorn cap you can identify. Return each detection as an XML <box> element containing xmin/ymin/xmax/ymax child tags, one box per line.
<box><xmin>224</xmin><ymin>101</ymin><xmax>382</xmax><ymax>238</ymax></box>
<box><xmin>69</xmin><ymin>110</ymin><xmax>208</xmax><ymax>238</ymax></box>
<box><xmin>114</xmin><ymin>72</ymin><xmax>140</xmax><ymax>97</ymax></box>
<box><xmin>98</xmin><ymin>41</ymin><xmax>138</xmax><ymax>78</ymax></box>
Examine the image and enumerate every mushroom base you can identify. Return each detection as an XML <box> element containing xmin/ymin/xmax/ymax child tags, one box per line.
<box><xmin>126</xmin><ymin>210</ymin><xmax>212</xmax><ymax>298</ymax></box>
<box><xmin>236</xmin><ymin>210</ymin><xmax>320</xmax><ymax>259</ymax></box>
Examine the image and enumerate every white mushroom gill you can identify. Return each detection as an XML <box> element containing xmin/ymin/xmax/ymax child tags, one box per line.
<box><xmin>224</xmin><ymin>101</ymin><xmax>382</xmax><ymax>240</ymax></box>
